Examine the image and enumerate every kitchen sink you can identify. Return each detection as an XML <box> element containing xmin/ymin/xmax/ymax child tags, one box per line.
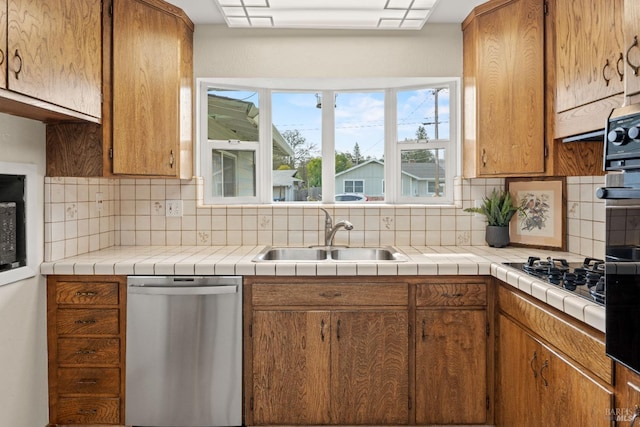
<box><xmin>252</xmin><ymin>246</ymin><xmax>407</xmax><ymax>262</ymax></box>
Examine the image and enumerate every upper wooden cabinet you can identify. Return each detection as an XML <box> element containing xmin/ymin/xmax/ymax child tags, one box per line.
<box><xmin>0</xmin><ymin>0</ymin><xmax>102</xmax><ymax>122</ymax></box>
<box><xmin>46</xmin><ymin>0</ymin><xmax>194</xmax><ymax>179</ymax></box>
<box><xmin>552</xmin><ymin>0</ymin><xmax>624</xmax><ymax>139</ymax></box>
<box><xmin>111</xmin><ymin>0</ymin><xmax>193</xmax><ymax>177</ymax></box>
<box><xmin>624</xmin><ymin>0</ymin><xmax>640</xmax><ymax>101</ymax></box>
<box><xmin>462</xmin><ymin>0</ymin><xmax>546</xmax><ymax>178</ymax></box>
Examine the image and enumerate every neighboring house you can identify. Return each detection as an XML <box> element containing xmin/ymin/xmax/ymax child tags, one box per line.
<box><xmin>272</xmin><ymin>169</ymin><xmax>303</xmax><ymax>201</ymax></box>
<box><xmin>335</xmin><ymin>159</ymin><xmax>445</xmax><ymax>199</ymax></box>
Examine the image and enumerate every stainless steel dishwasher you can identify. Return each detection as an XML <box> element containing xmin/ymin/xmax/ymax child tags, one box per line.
<box><xmin>126</xmin><ymin>276</ymin><xmax>242</xmax><ymax>427</ymax></box>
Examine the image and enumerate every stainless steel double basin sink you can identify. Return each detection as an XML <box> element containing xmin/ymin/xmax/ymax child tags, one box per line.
<box><xmin>252</xmin><ymin>246</ymin><xmax>407</xmax><ymax>262</ymax></box>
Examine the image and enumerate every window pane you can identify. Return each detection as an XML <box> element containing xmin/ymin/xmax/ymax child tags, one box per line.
<box><xmin>397</xmin><ymin>87</ymin><xmax>450</xmax><ymax>142</ymax></box>
<box><xmin>335</xmin><ymin>92</ymin><xmax>385</xmax><ymax>202</ymax></box>
<box><xmin>400</xmin><ymin>148</ymin><xmax>445</xmax><ymax>198</ymax></box>
<box><xmin>272</xmin><ymin>92</ymin><xmax>322</xmax><ymax>202</ymax></box>
<box><xmin>211</xmin><ymin>149</ymin><xmax>255</xmax><ymax>197</ymax></box>
<box><xmin>207</xmin><ymin>88</ymin><xmax>260</xmax><ymax>142</ymax></box>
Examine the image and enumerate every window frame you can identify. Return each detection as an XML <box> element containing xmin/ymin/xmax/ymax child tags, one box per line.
<box><xmin>196</xmin><ymin>78</ymin><xmax>459</xmax><ymax>206</ymax></box>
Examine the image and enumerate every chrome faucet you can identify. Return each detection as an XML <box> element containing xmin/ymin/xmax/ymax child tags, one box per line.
<box><xmin>320</xmin><ymin>208</ymin><xmax>354</xmax><ymax>246</ymax></box>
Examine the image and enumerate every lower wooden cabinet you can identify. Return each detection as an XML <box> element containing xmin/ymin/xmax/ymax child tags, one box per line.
<box><xmin>415</xmin><ymin>282</ymin><xmax>488</xmax><ymax>424</ymax></box>
<box><xmin>496</xmin><ymin>283</ymin><xmax>614</xmax><ymax>427</ymax></box>
<box><xmin>245</xmin><ymin>276</ymin><xmax>493</xmax><ymax>426</ymax></box>
<box><xmin>47</xmin><ymin>275</ymin><xmax>127</xmax><ymax>425</ymax></box>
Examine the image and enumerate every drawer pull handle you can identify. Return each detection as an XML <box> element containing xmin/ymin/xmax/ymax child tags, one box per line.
<box><xmin>77</xmin><ymin>378</ymin><xmax>98</xmax><ymax>385</ymax></box>
<box><xmin>74</xmin><ymin>319</ymin><xmax>97</xmax><ymax>325</ymax></box>
<box><xmin>75</xmin><ymin>291</ymin><xmax>97</xmax><ymax>297</ymax></box>
<box><xmin>75</xmin><ymin>349</ymin><xmax>97</xmax><ymax>355</ymax></box>
<box><xmin>12</xmin><ymin>49</ymin><xmax>22</xmax><ymax>79</ymax></box>
<box><xmin>627</xmin><ymin>35</ymin><xmax>640</xmax><ymax>76</ymax></box>
<box><xmin>530</xmin><ymin>351</ymin><xmax>538</xmax><ymax>378</ymax></box>
<box><xmin>441</xmin><ymin>292</ymin><xmax>464</xmax><ymax>298</ymax></box>
<box><xmin>319</xmin><ymin>292</ymin><xmax>342</xmax><ymax>298</ymax></box>
<box><xmin>77</xmin><ymin>409</ymin><xmax>97</xmax><ymax>415</ymax></box>
<box><xmin>540</xmin><ymin>360</ymin><xmax>549</xmax><ymax>387</ymax></box>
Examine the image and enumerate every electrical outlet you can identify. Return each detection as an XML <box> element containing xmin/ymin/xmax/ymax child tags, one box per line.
<box><xmin>165</xmin><ymin>200</ymin><xmax>183</xmax><ymax>217</ymax></box>
<box><xmin>96</xmin><ymin>192</ymin><xmax>104</xmax><ymax>212</ymax></box>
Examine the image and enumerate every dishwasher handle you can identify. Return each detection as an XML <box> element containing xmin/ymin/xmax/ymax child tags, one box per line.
<box><xmin>128</xmin><ymin>284</ymin><xmax>238</xmax><ymax>296</ymax></box>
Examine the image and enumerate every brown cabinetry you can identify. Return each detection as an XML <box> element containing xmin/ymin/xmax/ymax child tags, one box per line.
<box><xmin>0</xmin><ymin>0</ymin><xmax>102</xmax><ymax>122</ymax></box>
<box><xmin>462</xmin><ymin>0</ymin><xmax>546</xmax><ymax>178</ymax></box>
<box><xmin>246</xmin><ymin>279</ymin><xmax>410</xmax><ymax>426</ymax></box>
<box><xmin>47</xmin><ymin>275</ymin><xmax>126</xmax><ymax>425</ymax></box>
<box><xmin>415</xmin><ymin>282</ymin><xmax>489</xmax><ymax>425</ymax></box>
<box><xmin>496</xmin><ymin>283</ymin><xmax>614</xmax><ymax>426</ymax></box>
<box><xmin>552</xmin><ymin>0</ymin><xmax>624</xmax><ymax>139</ymax></box>
<box><xmin>624</xmin><ymin>0</ymin><xmax>640</xmax><ymax>101</ymax></box>
<box><xmin>46</xmin><ymin>0</ymin><xmax>194</xmax><ymax>179</ymax></box>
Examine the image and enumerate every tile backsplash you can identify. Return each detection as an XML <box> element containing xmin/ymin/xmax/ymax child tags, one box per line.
<box><xmin>44</xmin><ymin>176</ymin><xmax>605</xmax><ymax>262</ymax></box>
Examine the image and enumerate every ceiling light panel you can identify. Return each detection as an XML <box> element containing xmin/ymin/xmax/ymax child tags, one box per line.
<box><xmin>214</xmin><ymin>0</ymin><xmax>441</xmax><ymax>30</ymax></box>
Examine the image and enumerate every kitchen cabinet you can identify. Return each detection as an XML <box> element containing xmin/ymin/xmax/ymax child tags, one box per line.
<box><xmin>247</xmin><ymin>278</ymin><xmax>410</xmax><ymax>426</ymax></box>
<box><xmin>47</xmin><ymin>275</ymin><xmax>127</xmax><ymax>425</ymax></box>
<box><xmin>496</xmin><ymin>283</ymin><xmax>614</xmax><ymax>426</ymax></box>
<box><xmin>46</xmin><ymin>0</ymin><xmax>194</xmax><ymax>179</ymax></box>
<box><xmin>624</xmin><ymin>0</ymin><xmax>640</xmax><ymax>101</ymax></box>
<box><xmin>0</xmin><ymin>0</ymin><xmax>102</xmax><ymax>122</ymax></box>
<box><xmin>415</xmin><ymin>282</ymin><xmax>489</xmax><ymax>425</ymax></box>
<box><xmin>552</xmin><ymin>0</ymin><xmax>624</xmax><ymax>139</ymax></box>
<box><xmin>614</xmin><ymin>363</ymin><xmax>640</xmax><ymax>424</ymax></box>
<box><xmin>497</xmin><ymin>314</ymin><xmax>613</xmax><ymax>426</ymax></box>
<box><xmin>462</xmin><ymin>0</ymin><xmax>546</xmax><ymax>178</ymax></box>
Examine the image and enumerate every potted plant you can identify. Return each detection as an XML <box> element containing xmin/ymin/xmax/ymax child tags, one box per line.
<box><xmin>464</xmin><ymin>188</ymin><xmax>521</xmax><ymax>248</ymax></box>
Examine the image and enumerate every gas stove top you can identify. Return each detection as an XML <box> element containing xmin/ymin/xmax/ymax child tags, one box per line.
<box><xmin>503</xmin><ymin>257</ymin><xmax>605</xmax><ymax>305</ymax></box>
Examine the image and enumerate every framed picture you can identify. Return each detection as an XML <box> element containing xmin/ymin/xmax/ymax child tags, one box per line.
<box><xmin>505</xmin><ymin>177</ymin><xmax>566</xmax><ymax>250</ymax></box>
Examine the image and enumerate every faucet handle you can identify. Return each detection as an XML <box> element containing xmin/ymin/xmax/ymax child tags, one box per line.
<box><xmin>319</xmin><ymin>208</ymin><xmax>332</xmax><ymax>225</ymax></box>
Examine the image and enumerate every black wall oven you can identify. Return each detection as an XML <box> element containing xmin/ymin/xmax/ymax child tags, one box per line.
<box><xmin>598</xmin><ymin>104</ymin><xmax>640</xmax><ymax>374</ymax></box>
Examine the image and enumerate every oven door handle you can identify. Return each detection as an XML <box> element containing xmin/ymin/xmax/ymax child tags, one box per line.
<box><xmin>596</xmin><ymin>187</ymin><xmax>640</xmax><ymax>199</ymax></box>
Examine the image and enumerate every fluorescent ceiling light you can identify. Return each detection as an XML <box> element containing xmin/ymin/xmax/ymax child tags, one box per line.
<box><xmin>215</xmin><ymin>0</ymin><xmax>441</xmax><ymax>29</ymax></box>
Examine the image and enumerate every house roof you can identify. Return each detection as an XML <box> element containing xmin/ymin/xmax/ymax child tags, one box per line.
<box><xmin>335</xmin><ymin>158</ymin><xmax>445</xmax><ymax>180</ymax></box>
<box><xmin>272</xmin><ymin>169</ymin><xmax>303</xmax><ymax>187</ymax></box>
<box><xmin>208</xmin><ymin>95</ymin><xmax>294</xmax><ymax>157</ymax></box>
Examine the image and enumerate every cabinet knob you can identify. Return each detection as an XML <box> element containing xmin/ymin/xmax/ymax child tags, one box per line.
<box><xmin>602</xmin><ymin>58</ymin><xmax>612</xmax><ymax>87</ymax></box>
<box><xmin>627</xmin><ymin>35</ymin><xmax>640</xmax><ymax>76</ymax></box>
<box><xmin>12</xmin><ymin>49</ymin><xmax>22</xmax><ymax>80</ymax></box>
<box><xmin>616</xmin><ymin>52</ymin><xmax>625</xmax><ymax>81</ymax></box>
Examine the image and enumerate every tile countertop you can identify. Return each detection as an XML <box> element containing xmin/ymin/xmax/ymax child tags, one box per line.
<box><xmin>40</xmin><ymin>245</ymin><xmax>605</xmax><ymax>332</ymax></box>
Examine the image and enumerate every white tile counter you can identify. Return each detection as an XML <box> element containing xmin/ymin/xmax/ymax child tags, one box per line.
<box><xmin>40</xmin><ymin>245</ymin><xmax>605</xmax><ymax>332</ymax></box>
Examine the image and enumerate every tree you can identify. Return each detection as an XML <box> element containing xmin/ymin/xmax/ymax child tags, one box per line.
<box><xmin>307</xmin><ymin>157</ymin><xmax>322</xmax><ymax>188</ymax></box>
<box><xmin>352</xmin><ymin>142</ymin><xmax>364</xmax><ymax>165</ymax></box>
<box><xmin>335</xmin><ymin>152</ymin><xmax>353</xmax><ymax>174</ymax></box>
<box><xmin>415</xmin><ymin>125</ymin><xmax>428</xmax><ymax>141</ymax></box>
<box><xmin>282</xmin><ymin>129</ymin><xmax>318</xmax><ymax>169</ymax></box>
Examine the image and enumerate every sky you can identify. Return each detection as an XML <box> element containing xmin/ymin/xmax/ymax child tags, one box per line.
<box><xmin>210</xmin><ymin>87</ymin><xmax>450</xmax><ymax>160</ymax></box>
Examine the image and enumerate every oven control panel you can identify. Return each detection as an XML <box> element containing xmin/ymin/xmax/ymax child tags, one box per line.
<box><xmin>605</xmin><ymin>105</ymin><xmax>640</xmax><ymax>171</ymax></box>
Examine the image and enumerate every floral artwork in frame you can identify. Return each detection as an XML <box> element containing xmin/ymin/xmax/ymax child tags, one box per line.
<box><xmin>505</xmin><ymin>177</ymin><xmax>566</xmax><ymax>250</ymax></box>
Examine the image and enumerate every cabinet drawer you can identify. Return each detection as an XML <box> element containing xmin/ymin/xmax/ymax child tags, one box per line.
<box><xmin>58</xmin><ymin>367</ymin><xmax>120</xmax><ymax>396</ymax></box>
<box><xmin>416</xmin><ymin>283</ymin><xmax>486</xmax><ymax>307</ymax></box>
<box><xmin>57</xmin><ymin>308</ymin><xmax>119</xmax><ymax>335</ymax></box>
<box><xmin>253</xmin><ymin>283</ymin><xmax>408</xmax><ymax>306</ymax></box>
<box><xmin>57</xmin><ymin>338</ymin><xmax>120</xmax><ymax>366</ymax></box>
<box><xmin>57</xmin><ymin>397</ymin><xmax>120</xmax><ymax>424</ymax></box>
<box><xmin>56</xmin><ymin>281</ymin><xmax>119</xmax><ymax>305</ymax></box>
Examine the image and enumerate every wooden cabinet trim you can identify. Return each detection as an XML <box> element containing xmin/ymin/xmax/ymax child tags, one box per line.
<box><xmin>416</xmin><ymin>282</ymin><xmax>487</xmax><ymax>306</ymax></box>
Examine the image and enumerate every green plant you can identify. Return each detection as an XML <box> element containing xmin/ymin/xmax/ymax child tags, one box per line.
<box><xmin>464</xmin><ymin>188</ymin><xmax>521</xmax><ymax>227</ymax></box>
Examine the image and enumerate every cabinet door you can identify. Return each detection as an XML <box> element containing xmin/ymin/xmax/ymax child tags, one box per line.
<box><xmin>625</xmin><ymin>0</ymin><xmax>640</xmax><ymax>99</ymax></box>
<box><xmin>543</xmin><ymin>348</ymin><xmax>613</xmax><ymax>426</ymax></box>
<box><xmin>496</xmin><ymin>315</ymin><xmax>542</xmax><ymax>427</ymax></box>
<box><xmin>252</xmin><ymin>310</ymin><xmax>331</xmax><ymax>425</ymax></box>
<box><xmin>475</xmin><ymin>0</ymin><xmax>545</xmax><ymax>175</ymax></box>
<box><xmin>331</xmin><ymin>310</ymin><xmax>409</xmax><ymax>425</ymax></box>
<box><xmin>112</xmin><ymin>0</ymin><xmax>180</xmax><ymax>176</ymax></box>
<box><xmin>416</xmin><ymin>308</ymin><xmax>486</xmax><ymax>424</ymax></box>
<box><xmin>555</xmin><ymin>0</ymin><xmax>624</xmax><ymax>113</ymax></box>
<box><xmin>0</xmin><ymin>0</ymin><xmax>6</xmax><ymax>90</ymax></box>
<box><xmin>6</xmin><ymin>0</ymin><xmax>102</xmax><ymax>117</ymax></box>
